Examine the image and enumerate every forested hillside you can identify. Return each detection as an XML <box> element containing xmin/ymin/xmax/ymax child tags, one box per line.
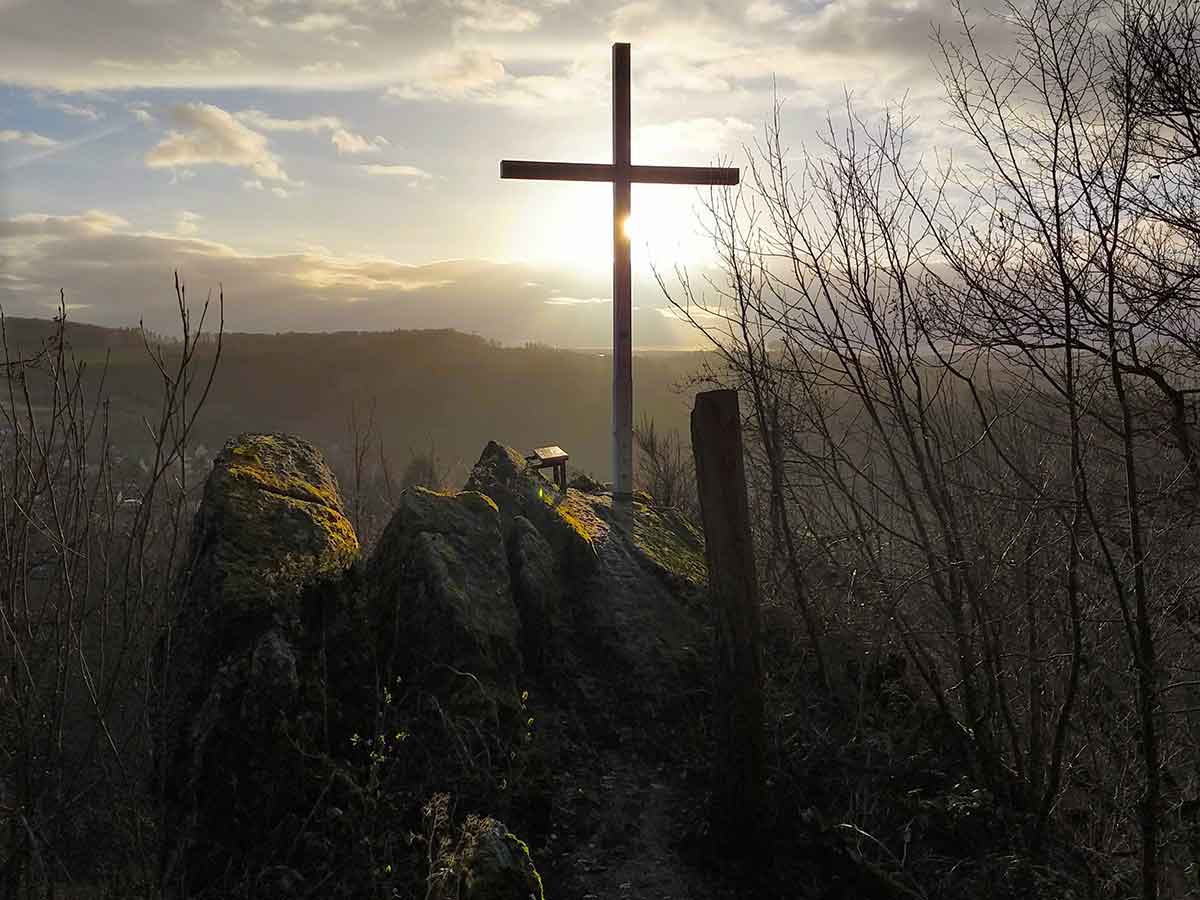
<box><xmin>1</xmin><ymin>314</ymin><xmax>705</xmax><ymax>486</ymax></box>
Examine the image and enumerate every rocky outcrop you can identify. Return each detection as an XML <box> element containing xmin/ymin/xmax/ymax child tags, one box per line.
<box><xmin>465</xmin><ymin>441</ymin><xmax>597</xmax><ymax>580</ymax></box>
<box><xmin>160</xmin><ymin>433</ymin><xmax>361</xmax><ymax>894</ymax></box>
<box><xmin>508</xmin><ymin>515</ymin><xmax>560</xmax><ymax>672</ymax></box>
<box><xmin>162</xmin><ymin>433</ymin><xmax>708</xmax><ymax>897</ymax></box>
<box><xmin>367</xmin><ymin>486</ymin><xmax>521</xmax><ymax>717</ymax></box>
<box><xmin>464</xmin><ymin>442</ymin><xmax>710</xmax><ymax>745</ymax></box>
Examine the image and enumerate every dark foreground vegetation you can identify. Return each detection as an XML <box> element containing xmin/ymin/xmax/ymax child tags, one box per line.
<box><xmin>6</xmin><ymin>0</ymin><xmax>1200</xmax><ymax>897</ymax></box>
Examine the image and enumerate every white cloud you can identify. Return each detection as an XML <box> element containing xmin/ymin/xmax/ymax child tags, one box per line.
<box><xmin>386</xmin><ymin>49</ymin><xmax>507</xmax><ymax>101</ymax></box>
<box><xmin>642</xmin><ymin>59</ymin><xmax>732</xmax><ymax>94</ymax></box>
<box><xmin>360</xmin><ymin>164</ymin><xmax>432</xmax><ymax>179</ymax></box>
<box><xmin>0</xmin><ymin>210</ymin><xmax>128</xmax><ymax>239</ymax></box>
<box><xmin>300</xmin><ymin>60</ymin><xmax>346</xmax><ymax>75</ymax></box>
<box><xmin>635</xmin><ymin>116</ymin><xmax>753</xmax><ymax>162</ymax></box>
<box><xmin>0</xmin><ymin>129</ymin><xmax>58</xmax><ymax>147</ymax></box>
<box><xmin>745</xmin><ymin>0</ymin><xmax>787</xmax><ymax>25</ymax></box>
<box><xmin>657</xmin><ymin>304</ymin><xmax>719</xmax><ymax>321</ymax></box>
<box><xmin>544</xmin><ymin>296</ymin><xmax>611</xmax><ymax>305</ymax></box>
<box><xmin>236</xmin><ymin>109</ymin><xmax>340</xmax><ymax>133</ymax></box>
<box><xmin>49</xmin><ymin>99</ymin><xmax>102</xmax><ymax>120</ymax></box>
<box><xmin>331</xmin><ymin>128</ymin><xmax>387</xmax><ymax>154</ymax></box>
<box><xmin>611</xmin><ymin>0</ymin><xmax>658</xmax><ymax>35</ymax></box>
<box><xmin>242</xmin><ymin>178</ymin><xmax>265</xmax><ymax>191</ymax></box>
<box><xmin>0</xmin><ymin>0</ymin><xmax>998</xmax><ymax>102</ymax></box>
<box><xmin>272</xmin><ymin>186</ymin><xmax>291</xmax><ymax>198</ymax></box>
<box><xmin>385</xmin><ymin>48</ymin><xmax>598</xmax><ymax>109</ymax></box>
<box><xmin>236</xmin><ymin>108</ymin><xmax>386</xmax><ymax>154</ymax></box>
<box><xmin>324</xmin><ymin>34</ymin><xmax>362</xmax><ymax>49</ymax></box>
<box><xmin>127</xmin><ymin>102</ymin><xmax>154</xmax><ymax>123</ymax></box>
<box><xmin>456</xmin><ymin>0</ymin><xmax>541</xmax><ymax>32</ymax></box>
<box><xmin>0</xmin><ymin>209</ymin><xmax>703</xmax><ymax>347</ymax></box>
<box><xmin>285</xmin><ymin>12</ymin><xmax>347</xmax><ymax>32</ymax></box>
<box><xmin>175</xmin><ymin>210</ymin><xmax>201</xmax><ymax>235</ymax></box>
<box><xmin>145</xmin><ymin>102</ymin><xmax>289</xmax><ymax>181</ymax></box>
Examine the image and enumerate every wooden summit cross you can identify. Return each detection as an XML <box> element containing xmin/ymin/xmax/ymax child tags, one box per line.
<box><xmin>501</xmin><ymin>42</ymin><xmax>739</xmax><ymax>500</ymax></box>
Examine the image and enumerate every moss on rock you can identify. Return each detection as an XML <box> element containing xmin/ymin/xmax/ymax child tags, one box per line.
<box><xmin>629</xmin><ymin>501</ymin><xmax>707</xmax><ymax>588</ymax></box>
<box><xmin>193</xmin><ymin>433</ymin><xmax>359</xmax><ymax>620</ymax></box>
<box><xmin>445</xmin><ymin>817</ymin><xmax>545</xmax><ymax>900</ymax></box>
<box><xmin>367</xmin><ymin>486</ymin><xmax>522</xmax><ymax>718</ymax></box>
<box><xmin>161</xmin><ymin>432</ymin><xmax>361</xmax><ymax>895</ymax></box>
<box><xmin>465</xmin><ymin>441</ymin><xmax>597</xmax><ymax>580</ymax></box>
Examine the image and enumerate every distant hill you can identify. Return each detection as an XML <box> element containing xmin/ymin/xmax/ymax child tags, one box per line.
<box><xmin>0</xmin><ymin>316</ymin><xmax>713</xmax><ymax>484</ymax></box>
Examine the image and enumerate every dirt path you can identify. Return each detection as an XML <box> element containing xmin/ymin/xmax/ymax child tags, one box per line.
<box><xmin>537</xmin><ymin>749</ymin><xmax>730</xmax><ymax>900</ymax></box>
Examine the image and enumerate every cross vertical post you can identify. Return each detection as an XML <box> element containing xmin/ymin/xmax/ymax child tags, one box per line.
<box><xmin>612</xmin><ymin>42</ymin><xmax>633</xmax><ymax>498</ymax></box>
<box><xmin>500</xmin><ymin>43</ymin><xmax>738</xmax><ymax>505</ymax></box>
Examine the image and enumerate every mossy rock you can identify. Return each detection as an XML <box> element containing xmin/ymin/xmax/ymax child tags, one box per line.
<box><xmin>465</xmin><ymin>441</ymin><xmax>597</xmax><ymax>580</ymax></box>
<box><xmin>367</xmin><ymin>486</ymin><xmax>522</xmax><ymax>715</ymax></box>
<box><xmin>432</xmin><ymin>816</ymin><xmax>544</xmax><ymax>900</ymax></box>
<box><xmin>508</xmin><ymin>515</ymin><xmax>561</xmax><ymax>672</ymax></box>
<box><xmin>568</xmin><ymin>471</ymin><xmax>606</xmax><ymax>493</ymax></box>
<box><xmin>629</xmin><ymin>500</ymin><xmax>706</xmax><ymax>589</ymax></box>
<box><xmin>188</xmin><ymin>432</ymin><xmax>359</xmax><ymax>628</ymax></box>
<box><xmin>161</xmin><ymin>432</ymin><xmax>361</xmax><ymax>895</ymax></box>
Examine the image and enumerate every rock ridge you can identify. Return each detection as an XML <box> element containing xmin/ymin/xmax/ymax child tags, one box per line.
<box><xmin>160</xmin><ymin>432</ymin><xmax>710</xmax><ymax>899</ymax></box>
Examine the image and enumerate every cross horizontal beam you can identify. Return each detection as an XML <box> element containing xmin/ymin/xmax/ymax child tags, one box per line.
<box><xmin>501</xmin><ymin>159</ymin><xmax>739</xmax><ymax>186</ymax></box>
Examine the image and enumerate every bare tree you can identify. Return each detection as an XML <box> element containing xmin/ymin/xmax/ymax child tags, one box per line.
<box><xmin>0</xmin><ymin>276</ymin><xmax>222</xmax><ymax>898</ymax></box>
<box><xmin>633</xmin><ymin>413</ymin><xmax>699</xmax><ymax>519</ymax></box>
<box><xmin>401</xmin><ymin>444</ymin><xmax>451</xmax><ymax>493</ymax></box>
<box><xmin>665</xmin><ymin>2</ymin><xmax>1200</xmax><ymax>895</ymax></box>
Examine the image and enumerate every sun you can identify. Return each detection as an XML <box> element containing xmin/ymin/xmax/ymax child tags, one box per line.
<box><xmin>625</xmin><ymin>184</ymin><xmax>715</xmax><ymax>268</ymax></box>
<box><xmin>507</xmin><ymin>183</ymin><xmax>716</xmax><ymax>272</ymax></box>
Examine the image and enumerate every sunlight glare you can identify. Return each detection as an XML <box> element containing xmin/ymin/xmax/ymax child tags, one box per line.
<box><xmin>507</xmin><ymin>183</ymin><xmax>718</xmax><ymax>272</ymax></box>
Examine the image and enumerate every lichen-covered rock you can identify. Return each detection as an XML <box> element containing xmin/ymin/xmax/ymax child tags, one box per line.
<box><xmin>367</xmin><ymin>486</ymin><xmax>521</xmax><ymax>714</ymax></box>
<box><xmin>630</xmin><ymin>503</ymin><xmax>707</xmax><ymax>589</ymax></box>
<box><xmin>434</xmin><ymin>817</ymin><xmax>544</xmax><ymax>900</ymax></box>
<box><xmin>508</xmin><ymin>516</ymin><xmax>560</xmax><ymax>671</ymax></box>
<box><xmin>452</xmin><ymin>442</ymin><xmax>709</xmax><ymax>759</ymax></box>
<box><xmin>160</xmin><ymin>433</ymin><xmax>360</xmax><ymax>895</ymax></box>
<box><xmin>190</xmin><ymin>433</ymin><xmax>358</xmax><ymax>619</ymax></box>
<box><xmin>564</xmin><ymin>490</ymin><xmax>709</xmax><ymax>735</ymax></box>
<box><xmin>465</xmin><ymin>441</ymin><xmax>597</xmax><ymax>580</ymax></box>
<box><xmin>568</xmin><ymin>471</ymin><xmax>606</xmax><ymax>493</ymax></box>
<box><xmin>153</xmin><ymin>431</ymin><xmax>717</xmax><ymax>896</ymax></box>
<box><xmin>460</xmin><ymin>444</ymin><xmax>709</xmax><ymax>734</ymax></box>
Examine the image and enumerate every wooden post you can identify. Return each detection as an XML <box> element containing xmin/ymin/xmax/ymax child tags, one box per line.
<box><xmin>691</xmin><ymin>388</ymin><xmax>766</xmax><ymax>853</ymax></box>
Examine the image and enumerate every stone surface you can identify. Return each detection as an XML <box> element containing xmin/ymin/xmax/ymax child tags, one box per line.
<box><xmin>158</xmin><ymin>434</ymin><xmax>711</xmax><ymax>898</ymax></box>
<box><xmin>464</xmin><ymin>442</ymin><xmax>710</xmax><ymax>743</ymax></box>
<box><xmin>465</xmin><ymin>441</ymin><xmax>597</xmax><ymax>580</ymax></box>
<box><xmin>568</xmin><ymin>471</ymin><xmax>606</xmax><ymax>494</ymax></box>
<box><xmin>559</xmin><ymin>489</ymin><xmax>710</xmax><ymax>737</ymax></box>
<box><xmin>367</xmin><ymin>486</ymin><xmax>521</xmax><ymax>714</ymax></box>
<box><xmin>160</xmin><ymin>433</ymin><xmax>360</xmax><ymax>895</ymax></box>
<box><xmin>187</xmin><ymin>433</ymin><xmax>358</xmax><ymax>622</ymax></box>
<box><xmin>453</xmin><ymin>818</ymin><xmax>545</xmax><ymax>900</ymax></box>
<box><xmin>508</xmin><ymin>515</ymin><xmax>561</xmax><ymax>671</ymax></box>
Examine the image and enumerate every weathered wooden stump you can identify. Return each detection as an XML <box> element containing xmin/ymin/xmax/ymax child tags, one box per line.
<box><xmin>691</xmin><ymin>388</ymin><xmax>766</xmax><ymax>854</ymax></box>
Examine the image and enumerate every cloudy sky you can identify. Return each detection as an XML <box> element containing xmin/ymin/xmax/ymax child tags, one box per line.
<box><xmin>0</xmin><ymin>0</ymin><xmax>964</xmax><ymax>346</ymax></box>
